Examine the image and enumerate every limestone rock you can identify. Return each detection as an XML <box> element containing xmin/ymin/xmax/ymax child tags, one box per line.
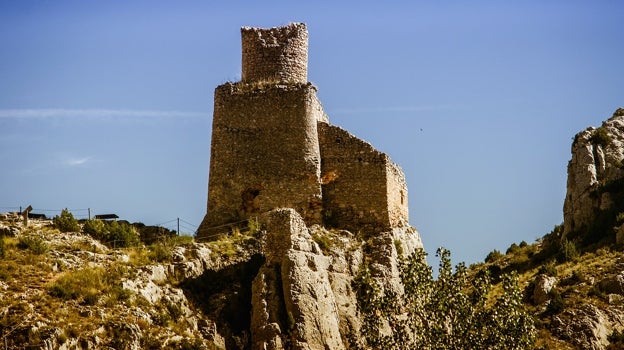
<box><xmin>532</xmin><ymin>274</ymin><xmax>558</xmax><ymax>305</ymax></box>
<box><xmin>253</xmin><ymin>208</ymin><xmax>345</xmax><ymax>350</ymax></box>
<box><xmin>0</xmin><ymin>223</ymin><xmax>19</xmax><ymax>237</ymax></box>
<box><xmin>563</xmin><ymin>108</ymin><xmax>624</xmax><ymax>239</ymax></box>
<box><xmin>552</xmin><ymin>304</ymin><xmax>624</xmax><ymax>350</ymax></box>
<box><xmin>251</xmin><ymin>208</ymin><xmax>424</xmax><ymax>349</ymax></box>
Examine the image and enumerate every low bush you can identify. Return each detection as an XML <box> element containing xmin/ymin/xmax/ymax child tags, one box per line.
<box><xmin>559</xmin><ymin>239</ymin><xmax>580</xmax><ymax>262</ymax></box>
<box><xmin>53</xmin><ymin>209</ymin><xmax>80</xmax><ymax>233</ymax></box>
<box><xmin>82</xmin><ymin>219</ymin><xmax>140</xmax><ymax>248</ymax></box>
<box><xmin>353</xmin><ymin>248</ymin><xmax>536</xmax><ymax>349</ymax></box>
<box><xmin>49</xmin><ymin>267</ymin><xmax>106</xmax><ymax>305</ymax></box>
<box><xmin>485</xmin><ymin>249</ymin><xmax>504</xmax><ymax>263</ymax></box>
<box><xmin>17</xmin><ymin>235</ymin><xmax>48</xmax><ymax>255</ymax></box>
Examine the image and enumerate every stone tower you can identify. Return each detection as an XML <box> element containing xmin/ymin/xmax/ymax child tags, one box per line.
<box><xmin>197</xmin><ymin>23</ymin><xmax>410</xmax><ymax>239</ymax></box>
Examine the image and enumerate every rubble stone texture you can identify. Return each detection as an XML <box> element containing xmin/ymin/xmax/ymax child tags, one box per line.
<box><xmin>198</xmin><ymin>23</ymin><xmax>409</xmax><ymax>238</ymax></box>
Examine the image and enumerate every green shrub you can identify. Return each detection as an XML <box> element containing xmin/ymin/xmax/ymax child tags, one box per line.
<box><xmin>506</xmin><ymin>243</ymin><xmax>520</xmax><ymax>255</ymax></box>
<box><xmin>353</xmin><ymin>248</ymin><xmax>536</xmax><ymax>349</ymax></box>
<box><xmin>49</xmin><ymin>267</ymin><xmax>106</xmax><ymax>304</ymax></box>
<box><xmin>545</xmin><ymin>289</ymin><xmax>564</xmax><ymax>315</ymax></box>
<box><xmin>17</xmin><ymin>235</ymin><xmax>49</xmax><ymax>255</ymax></box>
<box><xmin>538</xmin><ymin>260</ymin><xmax>558</xmax><ymax>277</ymax></box>
<box><xmin>149</xmin><ymin>242</ymin><xmax>172</xmax><ymax>263</ymax></box>
<box><xmin>590</xmin><ymin>127</ymin><xmax>611</xmax><ymax>146</ymax></box>
<box><xmin>0</xmin><ymin>237</ymin><xmax>5</xmax><ymax>259</ymax></box>
<box><xmin>53</xmin><ymin>209</ymin><xmax>80</xmax><ymax>233</ymax></box>
<box><xmin>105</xmin><ymin>221</ymin><xmax>140</xmax><ymax>248</ymax></box>
<box><xmin>83</xmin><ymin>220</ymin><xmax>140</xmax><ymax>248</ymax></box>
<box><xmin>247</xmin><ymin>217</ymin><xmax>262</xmax><ymax>236</ymax></box>
<box><xmin>558</xmin><ymin>239</ymin><xmax>580</xmax><ymax>262</ymax></box>
<box><xmin>312</xmin><ymin>232</ymin><xmax>332</xmax><ymax>253</ymax></box>
<box><xmin>83</xmin><ymin>219</ymin><xmax>106</xmax><ymax>239</ymax></box>
<box><xmin>485</xmin><ymin>249</ymin><xmax>504</xmax><ymax>263</ymax></box>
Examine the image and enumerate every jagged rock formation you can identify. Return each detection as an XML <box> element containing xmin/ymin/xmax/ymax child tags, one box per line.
<box><xmin>563</xmin><ymin>107</ymin><xmax>624</xmax><ymax>242</ymax></box>
<box><xmin>0</xmin><ymin>212</ymin><xmax>422</xmax><ymax>349</ymax></box>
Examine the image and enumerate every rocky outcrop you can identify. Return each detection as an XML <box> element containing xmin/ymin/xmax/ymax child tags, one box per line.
<box><xmin>0</xmin><ymin>211</ymin><xmax>423</xmax><ymax>349</ymax></box>
<box><xmin>563</xmin><ymin>108</ymin><xmax>624</xmax><ymax>240</ymax></box>
<box><xmin>531</xmin><ymin>274</ymin><xmax>557</xmax><ymax>305</ymax></box>
<box><xmin>251</xmin><ymin>208</ymin><xmax>423</xmax><ymax>350</ymax></box>
<box><xmin>552</xmin><ymin>304</ymin><xmax>624</xmax><ymax>350</ymax></box>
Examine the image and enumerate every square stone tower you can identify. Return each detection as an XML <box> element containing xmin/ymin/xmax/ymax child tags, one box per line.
<box><xmin>197</xmin><ymin>23</ymin><xmax>410</xmax><ymax>239</ymax></box>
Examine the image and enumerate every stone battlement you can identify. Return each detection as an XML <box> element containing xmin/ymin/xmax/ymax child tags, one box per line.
<box><xmin>198</xmin><ymin>23</ymin><xmax>410</xmax><ymax>239</ymax></box>
<box><xmin>241</xmin><ymin>23</ymin><xmax>308</xmax><ymax>83</ymax></box>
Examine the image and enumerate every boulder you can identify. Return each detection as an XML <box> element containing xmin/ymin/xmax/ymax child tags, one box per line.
<box><xmin>532</xmin><ymin>274</ymin><xmax>558</xmax><ymax>305</ymax></box>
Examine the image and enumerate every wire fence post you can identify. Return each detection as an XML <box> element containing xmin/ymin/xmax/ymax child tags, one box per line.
<box><xmin>177</xmin><ymin>218</ymin><xmax>180</xmax><ymax>236</ymax></box>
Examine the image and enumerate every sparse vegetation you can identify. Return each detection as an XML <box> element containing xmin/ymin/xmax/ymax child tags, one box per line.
<box><xmin>49</xmin><ymin>265</ymin><xmax>129</xmax><ymax>306</ymax></box>
<box><xmin>17</xmin><ymin>235</ymin><xmax>49</xmax><ymax>255</ymax></box>
<box><xmin>590</xmin><ymin>126</ymin><xmax>611</xmax><ymax>146</ymax></box>
<box><xmin>312</xmin><ymin>231</ymin><xmax>332</xmax><ymax>253</ymax></box>
<box><xmin>353</xmin><ymin>247</ymin><xmax>536</xmax><ymax>349</ymax></box>
<box><xmin>485</xmin><ymin>249</ymin><xmax>504</xmax><ymax>263</ymax></box>
<box><xmin>53</xmin><ymin>208</ymin><xmax>80</xmax><ymax>233</ymax></box>
<box><xmin>82</xmin><ymin>219</ymin><xmax>140</xmax><ymax>248</ymax></box>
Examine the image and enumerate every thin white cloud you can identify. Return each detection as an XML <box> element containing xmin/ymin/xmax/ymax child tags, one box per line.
<box><xmin>65</xmin><ymin>157</ymin><xmax>92</xmax><ymax>167</ymax></box>
<box><xmin>0</xmin><ymin>108</ymin><xmax>209</xmax><ymax>119</ymax></box>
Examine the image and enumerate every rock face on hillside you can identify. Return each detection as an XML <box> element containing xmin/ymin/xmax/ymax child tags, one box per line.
<box><xmin>0</xmin><ymin>212</ymin><xmax>422</xmax><ymax>349</ymax></box>
<box><xmin>563</xmin><ymin>108</ymin><xmax>624</xmax><ymax>240</ymax></box>
<box><xmin>251</xmin><ymin>209</ymin><xmax>422</xmax><ymax>350</ymax></box>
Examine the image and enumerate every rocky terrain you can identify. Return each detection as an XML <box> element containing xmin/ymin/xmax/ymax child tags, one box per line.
<box><xmin>479</xmin><ymin>107</ymin><xmax>624</xmax><ymax>350</ymax></box>
<box><xmin>0</xmin><ymin>209</ymin><xmax>421</xmax><ymax>349</ymax></box>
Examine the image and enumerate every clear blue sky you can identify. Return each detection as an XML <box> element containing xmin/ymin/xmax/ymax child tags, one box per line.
<box><xmin>1</xmin><ymin>1</ymin><xmax>622</xmax><ymax>265</ymax></box>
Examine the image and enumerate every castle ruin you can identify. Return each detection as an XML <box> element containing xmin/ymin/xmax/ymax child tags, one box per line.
<box><xmin>197</xmin><ymin>23</ymin><xmax>409</xmax><ymax>238</ymax></box>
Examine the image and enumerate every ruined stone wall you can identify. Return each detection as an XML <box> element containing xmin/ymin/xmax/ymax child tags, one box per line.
<box><xmin>241</xmin><ymin>23</ymin><xmax>308</xmax><ymax>83</ymax></box>
<box><xmin>318</xmin><ymin>122</ymin><xmax>393</xmax><ymax>234</ymax></box>
<box><xmin>198</xmin><ymin>82</ymin><xmax>323</xmax><ymax>237</ymax></box>
<box><xmin>386</xmin><ymin>162</ymin><xmax>409</xmax><ymax>228</ymax></box>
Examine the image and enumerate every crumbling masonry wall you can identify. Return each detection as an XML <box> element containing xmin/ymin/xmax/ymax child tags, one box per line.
<box><xmin>241</xmin><ymin>23</ymin><xmax>308</xmax><ymax>83</ymax></box>
<box><xmin>200</xmin><ymin>82</ymin><xmax>326</xmax><ymax>232</ymax></box>
<box><xmin>318</xmin><ymin>123</ymin><xmax>408</xmax><ymax>234</ymax></box>
<box><xmin>198</xmin><ymin>23</ymin><xmax>411</xmax><ymax>239</ymax></box>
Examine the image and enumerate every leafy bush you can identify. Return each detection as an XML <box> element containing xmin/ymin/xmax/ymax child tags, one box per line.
<box><xmin>485</xmin><ymin>249</ymin><xmax>504</xmax><ymax>263</ymax></box>
<box><xmin>538</xmin><ymin>260</ymin><xmax>558</xmax><ymax>277</ymax></box>
<box><xmin>545</xmin><ymin>289</ymin><xmax>564</xmax><ymax>315</ymax></box>
<box><xmin>0</xmin><ymin>237</ymin><xmax>5</xmax><ymax>258</ymax></box>
<box><xmin>53</xmin><ymin>209</ymin><xmax>80</xmax><ymax>233</ymax></box>
<box><xmin>559</xmin><ymin>239</ymin><xmax>579</xmax><ymax>262</ymax></box>
<box><xmin>506</xmin><ymin>243</ymin><xmax>520</xmax><ymax>255</ymax></box>
<box><xmin>590</xmin><ymin>127</ymin><xmax>611</xmax><ymax>146</ymax></box>
<box><xmin>353</xmin><ymin>248</ymin><xmax>536</xmax><ymax>349</ymax></box>
<box><xmin>82</xmin><ymin>219</ymin><xmax>140</xmax><ymax>248</ymax></box>
<box><xmin>17</xmin><ymin>235</ymin><xmax>49</xmax><ymax>255</ymax></box>
<box><xmin>83</xmin><ymin>219</ymin><xmax>106</xmax><ymax>238</ymax></box>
